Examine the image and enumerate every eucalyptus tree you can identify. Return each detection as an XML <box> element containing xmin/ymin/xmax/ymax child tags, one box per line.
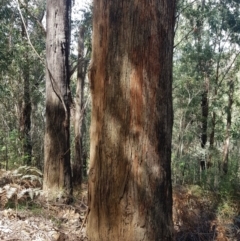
<box><xmin>72</xmin><ymin>6</ymin><xmax>92</xmax><ymax>185</ymax></box>
<box><xmin>172</xmin><ymin>0</ymin><xmax>240</xmax><ymax>184</ymax></box>
<box><xmin>17</xmin><ymin>0</ymin><xmax>46</xmax><ymax>166</ymax></box>
<box><xmin>43</xmin><ymin>0</ymin><xmax>73</xmax><ymax>202</ymax></box>
<box><xmin>173</xmin><ymin>0</ymin><xmax>213</xmax><ymax>181</ymax></box>
<box><xmin>0</xmin><ymin>0</ymin><xmax>46</xmax><ymax>168</ymax></box>
<box><xmin>19</xmin><ymin>0</ymin><xmax>32</xmax><ymax>165</ymax></box>
<box><xmin>0</xmin><ymin>1</ymin><xmax>20</xmax><ymax>168</ymax></box>
<box><xmin>87</xmin><ymin>0</ymin><xmax>176</xmax><ymax>240</ymax></box>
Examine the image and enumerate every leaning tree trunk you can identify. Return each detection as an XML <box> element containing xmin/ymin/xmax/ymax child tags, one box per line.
<box><xmin>43</xmin><ymin>0</ymin><xmax>72</xmax><ymax>202</ymax></box>
<box><xmin>87</xmin><ymin>0</ymin><xmax>175</xmax><ymax>240</ymax></box>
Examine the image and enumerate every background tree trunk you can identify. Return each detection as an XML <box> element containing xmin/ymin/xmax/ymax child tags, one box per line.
<box><xmin>222</xmin><ymin>79</ymin><xmax>234</xmax><ymax>174</ymax></box>
<box><xmin>19</xmin><ymin>0</ymin><xmax>32</xmax><ymax>166</ymax></box>
<box><xmin>200</xmin><ymin>76</ymin><xmax>209</xmax><ymax>172</ymax></box>
<box><xmin>201</xmin><ymin>77</ymin><xmax>209</xmax><ymax>149</ymax></box>
<box><xmin>87</xmin><ymin>0</ymin><xmax>175</xmax><ymax>240</ymax></box>
<box><xmin>72</xmin><ymin>25</ymin><xmax>86</xmax><ymax>185</ymax></box>
<box><xmin>43</xmin><ymin>0</ymin><xmax>72</xmax><ymax>202</ymax></box>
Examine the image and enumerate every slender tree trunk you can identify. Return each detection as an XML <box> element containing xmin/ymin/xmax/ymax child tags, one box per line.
<box><xmin>72</xmin><ymin>25</ymin><xmax>86</xmax><ymax>185</ymax></box>
<box><xmin>222</xmin><ymin>79</ymin><xmax>234</xmax><ymax>174</ymax></box>
<box><xmin>20</xmin><ymin>0</ymin><xmax>32</xmax><ymax>165</ymax></box>
<box><xmin>208</xmin><ymin>111</ymin><xmax>215</xmax><ymax>164</ymax></box>
<box><xmin>87</xmin><ymin>0</ymin><xmax>175</xmax><ymax>240</ymax></box>
<box><xmin>201</xmin><ymin>77</ymin><xmax>209</xmax><ymax>149</ymax></box>
<box><xmin>208</xmin><ymin>86</ymin><xmax>218</xmax><ymax>170</ymax></box>
<box><xmin>209</xmin><ymin>108</ymin><xmax>216</xmax><ymax>149</ymax></box>
<box><xmin>200</xmin><ymin>76</ymin><xmax>209</xmax><ymax>172</ymax></box>
<box><xmin>209</xmin><ymin>50</ymin><xmax>220</xmax><ymax>175</ymax></box>
<box><xmin>195</xmin><ymin>0</ymin><xmax>209</xmax><ymax>172</ymax></box>
<box><xmin>43</xmin><ymin>0</ymin><xmax>73</xmax><ymax>202</ymax></box>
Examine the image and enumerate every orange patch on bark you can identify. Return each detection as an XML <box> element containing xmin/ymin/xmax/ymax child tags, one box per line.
<box><xmin>130</xmin><ymin>66</ymin><xmax>144</xmax><ymax>135</ymax></box>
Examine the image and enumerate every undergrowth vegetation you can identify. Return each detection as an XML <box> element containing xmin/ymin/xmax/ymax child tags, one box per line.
<box><xmin>0</xmin><ymin>166</ymin><xmax>43</xmax><ymax>209</ymax></box>
<box><xmin>173</xmin><ymin>184</ymin><xmax>240</xmax><ymax>241</ymax></box>
<box><xmin>0</xmin><ymin>166</ymin><xmax>239</xmax><ymax>240</ymax></box>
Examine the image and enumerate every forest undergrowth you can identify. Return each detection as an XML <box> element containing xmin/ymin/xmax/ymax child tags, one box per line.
<box><xmin>173</xmin><ymin>184</ymin><xmax>240</xmax><ymax>241</ymax></box>
<box><xmin>0</xmin><ymin>167</ymin><xmax>239</xmax><ymax>240</ymax></box>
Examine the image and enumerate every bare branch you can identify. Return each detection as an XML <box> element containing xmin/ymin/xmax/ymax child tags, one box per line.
<box><xmin>174</xmin><ymin>28</ymin><xmax>194</xmax><ymax>49</ymax></box>
<box><xmin>16</xmin><ymin>0</ymin><xmax>44</xmax><ymax>63</ymax></box>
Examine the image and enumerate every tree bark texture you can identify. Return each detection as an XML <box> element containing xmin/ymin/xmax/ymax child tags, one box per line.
<box><xmin>43</xmin><ymin>0</ymin><xmax>72</xmax><ymax>201</ymax></box>
<box><xmin>87</xmin><ymin>1</ymin><xmax>175</xmax><ymax>240</ymax></box>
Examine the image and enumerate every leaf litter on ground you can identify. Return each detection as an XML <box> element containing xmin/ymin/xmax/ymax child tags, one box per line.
<box><xmin>0</xmin><ymin>167</ymin><xmax>240</xmax><ymax>240</ymax></box>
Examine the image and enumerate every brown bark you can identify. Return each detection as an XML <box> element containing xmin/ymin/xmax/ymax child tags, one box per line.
<box><xmin>87</xmin><ymin>0</ymin><xmax>175</xmax><ymax>240</ymax></box>
<box><xmin>43</xmin><ymin>0</ymin><xmax>72</xmax><ymax>202</ymax></box>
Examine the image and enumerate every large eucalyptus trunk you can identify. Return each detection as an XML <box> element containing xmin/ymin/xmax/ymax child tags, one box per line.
<box><xmin>43</xmin><ymin>0</ymin><xmax>72</xmax><ymax>202</ymax></box>
<box><xmin>87</xmin><ymin>0</ymin><xmax>175</xmax><ymax>240</ymax></box>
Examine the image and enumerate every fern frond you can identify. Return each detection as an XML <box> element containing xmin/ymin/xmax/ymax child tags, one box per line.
<box><xmin>14</xmin><ymin>166</ymin><xmax>43</xmax><ymax>177</ymax></box>
<box><xmin>4</xmin><ymin>184</ymin><xmax>20</xmax><ymax>199</ymax></box>
<box><xmin>17</xmin><ymin>188</ymin><xmax>31</xmax><ymax>200</ymax></box>
<box><xmin>21</xmin><ymin>175</ymin><xmax>43</xmax><ymax>184</ymax></box>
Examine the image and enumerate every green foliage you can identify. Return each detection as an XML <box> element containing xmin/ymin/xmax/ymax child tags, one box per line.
<box><xmin>0</xmin><ymin>0</ymin><xmax>91</xmax><ymax>175</ymax></box>
<box><xmin>172</xmin><ymin>0</ymin><xmax>240</xmax><ymax>190</ymax></box>
<box><xmin>0</xmin><ymin>0</ymin><xmax>46</xmax><ymax>168</ymax></box>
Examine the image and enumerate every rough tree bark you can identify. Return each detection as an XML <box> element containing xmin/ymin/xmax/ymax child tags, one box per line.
<box><xmin>87</xmin><ymin>0</ymin><xmax>176</xmax><ymax>240</ymax></box>
<box><xmin>43</xmin><ymin>0</ymin><xmax>72</xmax><ymax>202</ymax></box>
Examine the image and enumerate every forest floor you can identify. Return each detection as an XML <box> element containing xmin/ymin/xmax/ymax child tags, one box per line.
<box><xmin>0</xmin><ymin>168</ymin><xmax>240</xmax><ymax>240</ymax></box>
<box><xmin>173</xmin><ymin>184</ymin><xmax>240</xmax><ymax>241</ymax></box>
<box><xmin>0</xmin><ymin>182</ymin><xmax>89</xmax><ymax>241</ymax></box>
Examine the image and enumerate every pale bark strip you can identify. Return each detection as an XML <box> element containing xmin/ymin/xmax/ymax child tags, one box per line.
<box><xmin>72</xmin><ymin>25</ymin><xmax>87</xmax><ymax>185</ymax></box>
